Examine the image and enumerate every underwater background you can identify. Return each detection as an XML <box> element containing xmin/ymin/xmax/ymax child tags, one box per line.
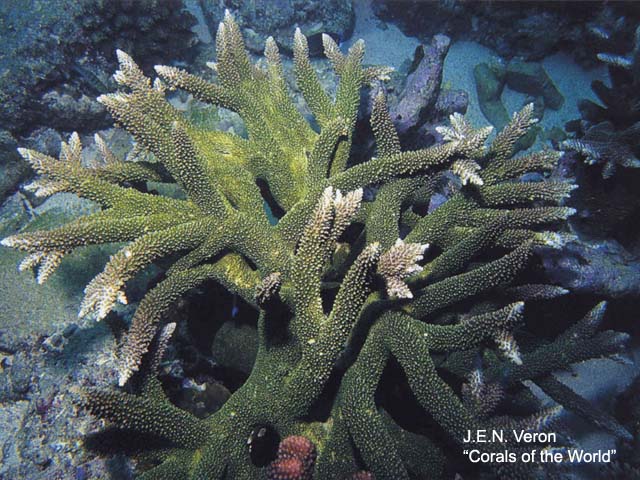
<box><xmin>0</xmin><ymin>1</ymin><xmax>639</xmax><ymax>479</ymax></box>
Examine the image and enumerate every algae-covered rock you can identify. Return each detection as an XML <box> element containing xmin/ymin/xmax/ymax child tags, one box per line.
<box><xmin>0</xmin><ymin>194</ymin><xmax>29</xmax><ymax>240</ymax></box>
<box><xmin>473</xmin><ymin>62</ymin><xmax>509</xmax><ymax>130</ymax></box>
<box><xmin>541</xmin><ymin>126</ymin><xmax>568</xmax><ymax>144</ymax></box>
<box><xmin>0</xmin><ymin>131</ymin><xmax>30</xmax><ymax>202</ymax></box>
<box><xmin>474</xmin><ymin>62</ymin><xmax>542</xmax><ymax>151</ymax></box>
<box><xmin>505</xmin><ymin>60</ymin><xmax>565</xmax><ymax>110</ymax></box>
<box><xmin>211</xmin><ymin>320</ymin><xmax>258</xmax><ymax>377</ymax></box>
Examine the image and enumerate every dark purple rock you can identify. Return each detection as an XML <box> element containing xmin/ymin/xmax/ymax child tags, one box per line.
<box><xmin>542</xmin><ymin>238</ymin><xmax>640</xmax><ymax>298</ymax></box>
<box><xmin>435</xmin><ymin>89</ymin><xmax>469</xmax><ymax>118</ymax></box>
<box><xmin>390</xmin><ymin>35</ymin><xmax>452</xmax><ymax>134</ymax></box>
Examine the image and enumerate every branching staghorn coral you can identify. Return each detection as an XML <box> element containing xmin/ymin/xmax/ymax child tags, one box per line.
<box><xmin>1</xmin><ymin>12</ymin><xmax>629</xmax><ymax>479</ymax></box>
<box><xmin>560</xmin><ymin>121</ymin><xmax>640</xmax><ymax>178</ymax></box>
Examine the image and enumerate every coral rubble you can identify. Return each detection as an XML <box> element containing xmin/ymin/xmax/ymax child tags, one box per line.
<box><xmin>197</xmin><ymin>0</ymin><xmax>354</xmax><ymax>55</ymax></box>
<box><xmin>1</xmin><ymin>12</ymin><xmax>630</xmax><ymax>480</ymax></box>
<box><xmin>0</xmin><ymin>0</ymin><xmax>198</xmax><ymax>136</ymax></box>
<box><xmin>0</xmin><ymin>0</ymin><xmax>200</xmax><ymax>204</ymax></box>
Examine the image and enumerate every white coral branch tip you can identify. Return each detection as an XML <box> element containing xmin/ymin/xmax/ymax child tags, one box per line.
<box><xmin>378</xmin><ymin>239</ymin><xmax>429</xmax><ymax>299</ymax></box>
<box><xmin>79</xmin><ymin>271</ymin><xmax>128</xmax><ymax>320</ymax></box>
<box><xmin>452</xmin><ymin>159</ymin><xmax>484</xmax><ymax>186</ymax></box>
<box><xmin>495</xmin><ymin>330</ymin><xmax>523</xmax><ymax>365</ymax></box>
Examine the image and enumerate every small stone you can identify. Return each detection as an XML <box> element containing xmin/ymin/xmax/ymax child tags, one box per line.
<box><xmin>62</xmin><ymin>324</ymin><xmax>78</xmax><ymax>338</ymax></box>
<box><xmin>43</xmin><ymin>333</ymin><xmax>66</xmax><ymax>353</ymax></box>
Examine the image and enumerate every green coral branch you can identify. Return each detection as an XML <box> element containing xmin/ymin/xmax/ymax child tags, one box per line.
<box><xmin>407</xmin><ymin>242</ymin><xmax>533</xmax><ymax>318</ymax></box>
<box><xmin>411</xmin><ymin>216</ymin><xmax>508</xmax><ymax>284</ymax></box>
<box><xmin>335</xmin><ymin>305</ymin><xmax>522</xmax><ymax>479</ymax></box>
<box><xmin>84</xmin><ymin>388</ymin><xmax>209</xmax><ymax>448</ymax></box>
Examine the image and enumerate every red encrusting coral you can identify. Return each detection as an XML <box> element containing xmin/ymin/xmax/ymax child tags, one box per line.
<box><xmin>266</xmin><ymin>436</ymin><xmax>317</xmax><ymax>480</ymax></box>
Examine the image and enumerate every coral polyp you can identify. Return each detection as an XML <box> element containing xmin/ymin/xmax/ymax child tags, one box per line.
<box><xmin>1</xmin><ymin>11</ymin><xmax>629</xmax><ymax>480</ymax></box>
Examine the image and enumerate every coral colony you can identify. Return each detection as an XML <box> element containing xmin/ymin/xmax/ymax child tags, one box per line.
<box><xmin>1</xmin><ymin>12</ymin><xmax>629</xmax><ymax>480</ymax></box>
